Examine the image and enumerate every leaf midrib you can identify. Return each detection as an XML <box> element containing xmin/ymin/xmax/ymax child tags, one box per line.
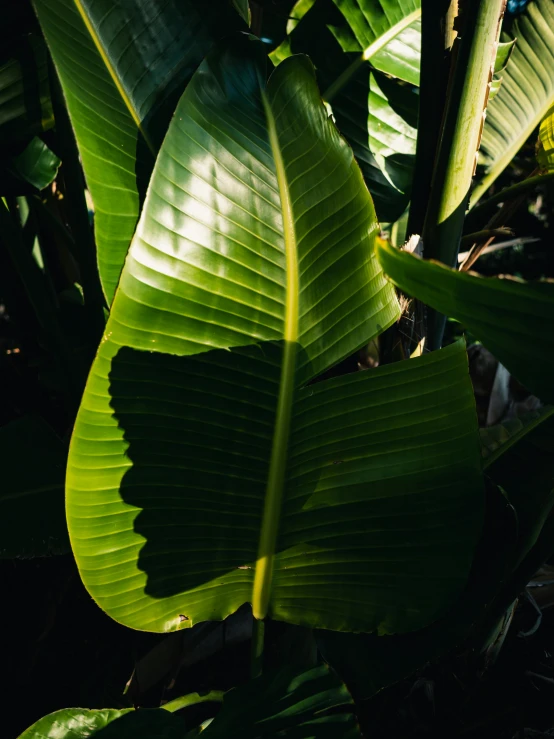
<box><xmin>323</xmin><ymin>7</ymin><xmax>422</xmax><ymax>103</ymax></box>
<box><xmin>251</xmin><ymin>91</ymin><xmax>299</xmax><ymax>620</ymax></box>
<box><xmin>71</xmin><ymin>0</ymin><xmax>154</xmax><ymax>153</ymax></box>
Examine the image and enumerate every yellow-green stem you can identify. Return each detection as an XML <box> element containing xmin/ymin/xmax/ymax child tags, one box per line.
<box><xmin>422</xmin><ymin>0</ymin><xmax>506</xmax><ymax>348</ymax></box>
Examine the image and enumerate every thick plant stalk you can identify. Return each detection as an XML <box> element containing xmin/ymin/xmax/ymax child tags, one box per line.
<box><xmin>422</xmin><ymin>0</ymin><xmax>507</xmax><ymax>348</ymax></box>
<box><xmin>407</xmin><ymin>0</ymin><xmax>458</xmax><ymax>237</ymax></box>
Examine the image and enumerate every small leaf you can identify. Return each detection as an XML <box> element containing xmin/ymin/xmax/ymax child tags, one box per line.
<box><xmin>9</xmin><ymin>136</ymin><xmax>61</xmax><ymax>190</ymax></box>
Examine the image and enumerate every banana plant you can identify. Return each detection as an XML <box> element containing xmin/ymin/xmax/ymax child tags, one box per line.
<box><xmin>65</xmin><ymin>36</ymin><xmax>484</xmax><ymax>637</ymax></box>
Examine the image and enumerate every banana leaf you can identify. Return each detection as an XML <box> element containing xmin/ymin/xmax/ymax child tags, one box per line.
<box><xmin>34</xmin><ymin>0</ymin><xmax>247</xmax><ymax>304</ymax></box>
<box><xmin>67</xmin><ymin>37</ymin><xmax>483</xmax><ymax>635</ymax></box>
<box><xmin>270</xmin><ymin>0</ymin><xmax>421</xmax><ymax>222</ymax></box>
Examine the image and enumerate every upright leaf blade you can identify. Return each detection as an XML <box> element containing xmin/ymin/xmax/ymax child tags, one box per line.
<box><xmin>68</xmin><ymin>38</ymin><xmax>482</xmax><ymax>635</ymax></box>
<box><xmin>473</xmin><ymin>0</ymin><xmax>554</xmax><ymax>202</ymax></box>
<box><xmin>34</xmin><ymin>0</ymin><xmax>246</xmax><ymax>303</ymax></box>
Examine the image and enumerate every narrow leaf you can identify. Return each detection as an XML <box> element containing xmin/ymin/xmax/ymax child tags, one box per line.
<box><xmin>474</xmin><ymin>0</ymin><xmax>554</xmax><ymax>202</ymax></box>
<box><xmin>377</xmin><ymin>241</ymin><xmax>554</xmax><ymax>403</ymax></box>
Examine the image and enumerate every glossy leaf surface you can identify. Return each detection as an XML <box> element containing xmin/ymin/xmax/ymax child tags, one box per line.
<box><xmin>34</xmin><ymin>0</ymin><xmax>246</xmax><ymax>303</ymax></box>
<box><xmin>475</xmin><ymin>0</ymin><xmax>554</xmax><ymax>200</ymax></box>
<box><xmin>68</xmin><ymin>38</ymin><xmax>482</xmax><ymax>635</ymax></box>
<box><xmin>18</xmin><ymin>708</ymin><xmax>183</xmax><ymax>739</ymax></box>
<box><xmin>331</xmin><ymin>0</ymin><xmax>421</xmax><ymax>85</ymax></box>
<box><xmin>9</xmin><ymin>136</ymin><xmax>61</xmax><ymax>190</ymax></box>
<box><xmin>377</xmin><ymin>241</ymin><xmax>554</xmax><ymax>403</ymax></box>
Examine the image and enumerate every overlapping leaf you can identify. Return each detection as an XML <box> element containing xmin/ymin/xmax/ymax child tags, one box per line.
<box><xmin>67</xmin><ymin>38</ymin><xmax>482</xmax><ymax>636</ymax></box>
<box><xmin>330</xmin><ymin>0</ymin><xmax>421</xmax><ymax>85</ymax></box>
<box><xmin>34</xmin><ymin>0</ymin><xmax>246</xmax><ymax>303</ymax></box>
<box><xmin>377</xmin><ymin>241</ymin><xmax>554</xmax><ymax>402</ymax></box>
<box><xmin>474</xmin><ymin>0</ymin><xmax>554</xmax><ymax>201</ymax></box>
<box><xmin>270</xmin><ymin>0</ymin><xmax>421</xmax><ymax>221</ymax></box>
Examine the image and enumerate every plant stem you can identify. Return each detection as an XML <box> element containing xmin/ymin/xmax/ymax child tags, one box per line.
<box><xmin>460</xmin><ymin>227</ymin><xmax>513</xmax><ymax>246</ymax></box>
<box><xmin>251</xmin><ymin>616</ymin><xmax>265</xmax><ymax>679</ymax></box>
<box><xmin>457</xmin><ymin>236</ymin><xmax>539</xmax><ymax>265</ymax></box>
<box><xmin>407</xmin><ymin>0</ymin><xmax>458</xmax><ymax>237</ymax></box>
<box><xmin>422</xmin><ymin>0</ymin><xmax>506</xmax><ymax>348</ymax></box>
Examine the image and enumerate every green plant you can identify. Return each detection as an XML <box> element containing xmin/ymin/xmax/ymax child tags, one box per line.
<box><xmin>3</xmin><ymin>1</ymin><xmax>554</xmax><ymax>737</ymax></box>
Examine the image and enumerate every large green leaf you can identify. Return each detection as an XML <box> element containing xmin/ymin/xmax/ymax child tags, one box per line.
<box><xmin>473</xmin><ymin>0</ymin><xmax>554</xmax><ymax>203</ymax></box>
<box><xmin>33</xmin><ymin>0</ymin><xmax>246</xmax><ymax>304</ymax></box>
<box><xmin>67</xmin><ymin>37</ymin><xmax>483</xmax><ymax>635</ymax></box>
<box><xmin>0</xmin><ymin>415</ymin><xmax>69</xmax><ymax>558</ymax></box>
<box><xmin>377</xmin><ymin>241</ymin><xmax>554</xmax><ymax>403</ymax></box>
<box><xmin>366</xmin><ymin>71</ymin><xmax>417</xmax><ymax>196</ymax></box>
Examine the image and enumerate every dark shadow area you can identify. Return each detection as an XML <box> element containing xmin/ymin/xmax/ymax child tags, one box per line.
<box><xmin>109</xmin><ymin>341</ymin><xmax>295</xmax><ymax>599</ymax></box>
